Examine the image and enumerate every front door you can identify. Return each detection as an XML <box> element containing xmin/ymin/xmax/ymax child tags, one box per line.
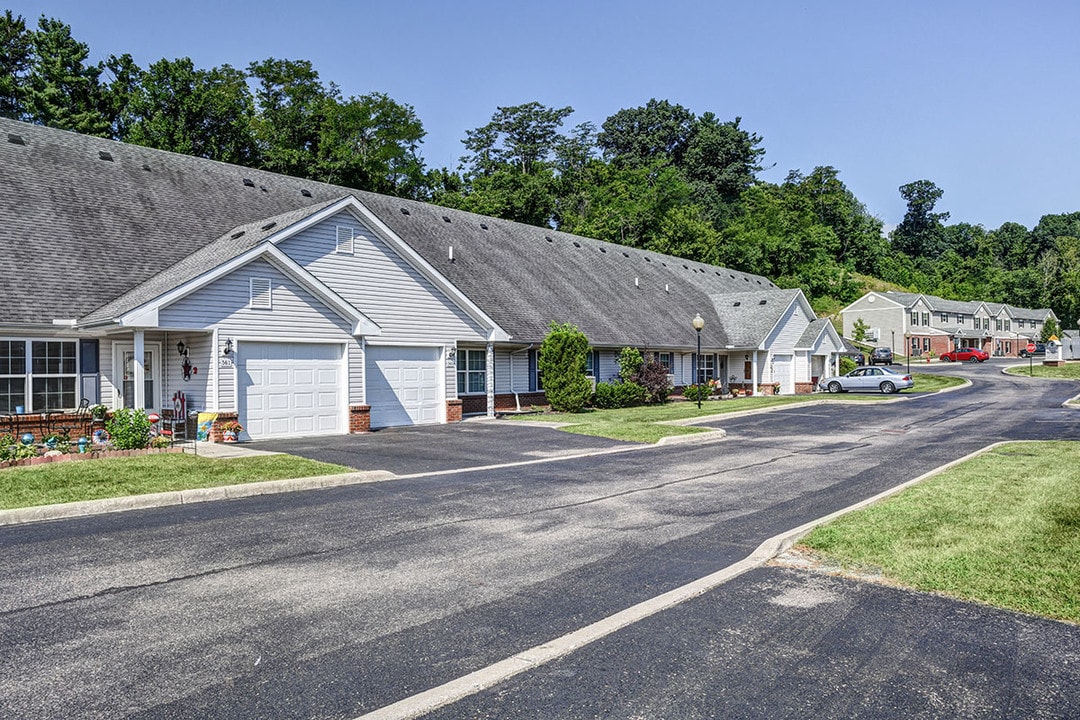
<box><xmin>115</xmin><ymin>345</ymin><xmax>160</xmax><ymax>411</ymax></box>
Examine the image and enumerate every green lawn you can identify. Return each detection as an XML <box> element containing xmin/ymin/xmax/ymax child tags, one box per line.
<box><xmin>513</xmin><ymin>372</ymin><xmax>962</xmax><ymax>443</ymax></box>
<box><xmin>1004</xmin><ymin>361</ymin><xmax>1080</xmax><ymax>379</ymax></box>
<box><xmin>0</xmin><ymin>453</ymin><xmax>351</xmax><ymax>510</ymax></box>
<box><xmin>800</xmin><ymin>441</ymin><xmax>1080</xmax><ymax>624</ymax></box>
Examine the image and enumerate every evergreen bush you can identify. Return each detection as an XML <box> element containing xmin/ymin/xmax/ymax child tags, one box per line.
<box><xmin>538</xmin><ymin>322</ymin><xmax>593</xmax><ymax>413</ymax></box>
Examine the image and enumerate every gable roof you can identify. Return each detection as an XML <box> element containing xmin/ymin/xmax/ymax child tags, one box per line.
<box><xmin>1</xmin><ymin>118</ymin><xmax>787</xmax><ymax>350</ymax></box>
<box><xmin>709</xmin><ymin>289</ymin><xmax>805</xmax><ymax>348</ymax></box>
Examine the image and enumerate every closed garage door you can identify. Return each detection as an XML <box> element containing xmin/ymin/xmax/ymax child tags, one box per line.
<box><xmin>366</xmin><ymin>346</ymin><xmax>442</xmax><ymax>428</ymax></box>
<box><xmin>241</xmin><ymin>342</ymin><xmax>344</xmax><ymax>440</ymax></box>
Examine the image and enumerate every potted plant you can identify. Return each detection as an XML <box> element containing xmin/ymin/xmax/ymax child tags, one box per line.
<box><xmin>90</xmin><ymin>404</ymin><xmax>108</xmax><ymax>424</ymax></box>
<box><xmin>219</xmin><ymin>420</ymin><xmax>243</xmax><ymax>443</ymax></box>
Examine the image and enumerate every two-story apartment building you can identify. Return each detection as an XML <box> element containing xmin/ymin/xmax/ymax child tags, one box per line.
<box><xmin>841</xmin><ymin>292</ymin><xmax>1058</xmax><ymax>358</ymax></box>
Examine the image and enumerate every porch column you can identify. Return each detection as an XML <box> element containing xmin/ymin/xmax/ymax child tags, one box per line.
<box><xmin>485</xmin><ymin>342</ymin><xmax>495</xmax><ymax>418</ymax></box>
<box><xmin>750</xmin><ymin>351</ymin><xmax>758</xmax><ymax>396</ymax></box>
<box><xmin>133</xmin><ymin>329</ymin><xmax>146</xmax><ymax>409</ymax></box>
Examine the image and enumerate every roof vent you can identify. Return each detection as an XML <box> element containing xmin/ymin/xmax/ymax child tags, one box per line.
<box><xmin>442</xmin><ymin>215</ymin><xmax>451</xmax><ymax>223</ymax></box>
<box><xmin>759</xmin><ymin>299</ymin><xmax>767</xmax><ymax>305</ymax></box>
<box><xmin>682</xmin><ymin>265</ymin><xmax>689</xmax><ymax>270</ymax></box>
<box><xmin>449</xmin><ymin>245</ymin><xmax>454</xmax><ymax>261</ymax></box>
<box><xmin>644</xmin><ymin>257</ymin><xmax>651</xmax><ymax>262</ymax></box>
<box><xmin>573</xmin><ymin>241</ymin><xmax>580</xmax><ymax>248</ymax></box>
<box><xmin>231</xmin><ymin>230</ymin><xmax>246</xmax><ymax>239</ymax></box>
<box><xmin>744</xmin><ymin>277</ymin><xmax>750</xmax><ymax>282</ymax></box>
<box><xmin>261</xmin><ymin>222</ymin><xmax>277</xmax><ymax>231</ymax></box>
<box><xmin>480</xmin><ymin>223</ymin><xmax>488</xmax><ymax>230</ymax></box>
<box><xmin>756</xmin><ymin>280</ymin><xmax>762</xmax><ymax>285</ymax></box>
<box><xmin>142</xmin><ymin>163</ymin><xmax>152</xmax><ymax>171</ymax></box>
<box><xmin>243</xmin><ymin>178</ymin><xmax>255</xmax><ymax>187</ymax></box>
<box><xmin>259</xmin><ymin>185</ymin><xmax>268</xmax><ymax>192</ymax></box>
<box><xmin>599</xmin><ymin>247</ymin><xmax>607</xmax><ymax>253</ymax></box>
<box><xmin>301</xmin><ymin>188</ymin><xmax>312</xmax><ymax>197</ymax></box>
<box><xmin>734</xmin><ymin>301</ymin><xmax>741</xmax><ymax>307</ymax></box>
<box><xmin>545</xmin><ymin>236</ymin><xmax>553</xmax><ymax>243</ymax></box>
<box><xmin>98</xmin><ymin>151</ymin><xmax>113</xmax><ymax>161</ymax></box>
<box><xmin>635</xmin><ymin>277</ymin><xmax>639</xmax><ymax>287</ymax></box>
<box><xmin>729</xmin><ymin>274</ymin><xmax>735</xmax><ymax>279</ymax></box>
<box><xmin>7</xmin><ymin>133</ymin><xmax>24</xmax><ymax>145</ymax></box>
<box><xmin>622</xmin><ymin>252</ymin><xmax>629</xmax><ymax>258</ymax></box>
<box><xmin>715</xmin><ymin>271</ymin><xmax>721</xmax><ymax>276</ymax></box>
<box><xmin>400</xmin><ymin>207</ymin><xmax>410</xmax><ymax>215</ymax></box>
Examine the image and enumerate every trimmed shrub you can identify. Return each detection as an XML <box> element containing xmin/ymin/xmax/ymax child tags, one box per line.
<box><xmin>593</xmin><ymin>381</ymin><xmax>647</xmax><ymax>409</ymax></box>
<box><xmin>105</xmin><ymin>407</ymin><xmax>153</xmax><ymax>450</ymax></box>
<box><xmin>538</xmin><ymin>322</ymin><xmax>593</xmax><ymax>413</ymax></box>
<box><xmin>682</xmin><ymin>384</ymin><xmax>712</xmax><ymax>403</ymax></box>
<box><xmin>839</xmin><ymin>356</ymin><xmax>857</xmax><ymax>375</ymax></box>
<box><xmin>617</xmin><ymin>347</ymin><xmax>644</xmax><ymax>382</ymax></box>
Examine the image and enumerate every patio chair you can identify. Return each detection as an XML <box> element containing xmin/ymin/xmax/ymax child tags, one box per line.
<box><xmin>53</xmin><ymin>398</ymin><xmax>91</xmax><ymax>440</ymax></box>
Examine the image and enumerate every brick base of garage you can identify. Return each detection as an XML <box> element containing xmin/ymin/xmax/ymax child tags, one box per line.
<box><xmin>349</xmin><ymin>404</ymin><xmax>371</xmax><ymax>433</ymax></box>
<box><xmin>209</xmin><ymin>412</ymin><xmax>238</xmax><ymax>443</ymax></box>
<box><xmin>461</xmin><ymin>393</ymin><xmax>549</xmax><ymax>415</ymax></box>
<box><xmin>446</xmin><ymin>399</ymin><xmax>463</xmax><ymax>423</ymax></box>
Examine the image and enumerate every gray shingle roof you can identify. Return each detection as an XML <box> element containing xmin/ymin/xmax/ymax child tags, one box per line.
<box><xmin>797</xmin><ymin>318</ymin><xmax>833</xmax><ymax>348</ymax></box>
<box><xmin>1</xmin><ymin>118</ymin><xmax>787</xmax><ymax>350</ymax></box>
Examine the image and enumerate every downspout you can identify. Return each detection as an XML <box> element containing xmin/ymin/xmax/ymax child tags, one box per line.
<box><xmin>509</xmin><ymin>344</ymin><xmax>534</xmax><ymax>412</ymax></box>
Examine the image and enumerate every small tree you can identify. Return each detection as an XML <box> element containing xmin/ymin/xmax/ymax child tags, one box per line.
<box><xmin>105</xmin><ymin>407</ymin><xmax>152</xmax><ymax>449</ymax></box>
<box><xmin>617</xmin><ymin>347</ymin><xmax>644</xmax><ymax>382</ymax></box>
<box><xmin>839</xmin><ymin>356</ymin><xmax>857</xmax><ymax>375</ymax></box>
<box><xmin>1041</xmin><ymin>317</ymin><xmax>1062</xmax><ymax>342</ymax></box>
<box><xmin>538</xmin><ymin>322</ymin><xmax>592</xmax><ymax>412</ymax></box>
<box><xmin>851</xmin><ymin>317</ymin><xmax>870</xmax><ymax>343</ymax></box>
<box><xmin>633</xmin><ymin>353</ymin><xmax>672</xmax><ymax>404</ymax></box>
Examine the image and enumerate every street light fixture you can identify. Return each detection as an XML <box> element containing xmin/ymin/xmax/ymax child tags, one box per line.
<box><xmin>692</xmin><ymin>313</ymin><xmax>704</xmax><ymax>409</ymax></box>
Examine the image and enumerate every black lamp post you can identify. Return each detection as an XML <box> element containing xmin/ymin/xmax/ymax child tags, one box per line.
<box><xmin>692</xmin><ymin>313</ymin><xmax>704</xmax><ymax>409</ymax></box>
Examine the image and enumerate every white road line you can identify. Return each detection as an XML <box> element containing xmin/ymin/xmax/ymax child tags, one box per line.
<box><xmin>354</xmin><ymin>442</ymin><xmax>1012</xmax><ymax>720</ymax></box>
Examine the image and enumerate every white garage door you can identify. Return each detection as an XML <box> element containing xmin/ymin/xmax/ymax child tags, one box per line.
<box><xmin>241</xmin><ymin>342</ymin><xmax>344</xmax><ymax>440</ymax></box>
<box><xmin>365</xmin><ymin>346</ymin><xmax>442</xmax><ymax>428</ymax></box>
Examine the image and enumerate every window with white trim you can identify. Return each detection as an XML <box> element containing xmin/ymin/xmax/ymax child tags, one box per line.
<box><xmin>335</xmin><ymin>225</ymin><xmax>354</xmax><ymax>254</ymax></box>
<box><xmin>939</xmin><ymin>312</ymin><xmax>949</xmax><ymax>323</ymax></box>
<box><xmin>697</xmin><ymin>354</ymin><xmax>715</xmax><ymax>383</ymax></box>
<box><xmin>996</xmin><ymin>319</ymin><xmax>1002</xmax><ymax>331</ymax></box>
<box><xmin>0</xmin><ymin>339</ymin><xmax>78</xmax><ymax>412</ymax></box>
<box><xmin>910</xmin><ymin>311</ymin><xmax>919</xmax><ymax>326</ymax></box>
<box><xmin>922</xmin><ymin>312</ymin><xmax>930</xmax><ymax>326</ymax></box>
<box><xmin>249</xmin><ymin>277</ymin><xmax>272</xmax><ymax>309</ymax></box>
<box><xmin>657</xmin><ymin>352</ymin><xmax>673</xmax><ymax>371</ymax></box>
<box><xmin>457</xmin><ymin>349</ymin><xmax>486</xmax><ymax>394</ymax></box>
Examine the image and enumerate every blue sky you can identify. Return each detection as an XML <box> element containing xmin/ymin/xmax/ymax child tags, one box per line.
<box><xmin>8</xmin><ymin>0</ymin><xmax>1080</xmax><ymax>230</ymax></box>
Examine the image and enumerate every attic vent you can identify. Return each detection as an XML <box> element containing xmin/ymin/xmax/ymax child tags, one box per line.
<box><xmin>759</xmin><ymin>299</ymin><xmax>767</xmax><ymax>305</ymax></box>
<box><xmin>301</xmin><ymin>188</ymin><xmax>312</xmax><ymax>197</ymax></box>
<box><xmin>545</xmin><ymin>236</ymin><xmax>553</xmax><ymax>243</ymax></box>
<box><xmin>480</xmin><ymin>223</ymin><xmax>489</xmax><ymax>230</ymax></box>
<box><xmin>400</xmin><ymin>207</ymin><xmax>410</xmax><ymax>215</ymax></box>
<box><xmin>734</xmin><ymin>302</ymin><xmax>741</xmax><ymax>307</ymax></box>
<box><xmin>599</xmin><ymin>247</ymin><xmax>606</xmax><ymax>253</ymax></box>
<box><xmin>573</xmin><ymin>241</ymin><xmax>580</xmax><ymax>247</ymax></box>
<box><xmin>744</xmin><ymin>277</ymin><xmax>750</xmax><ymax>282</ymax></box>
<box><xmin>249</xmin><ymin>278</ymin><xmax>272</xmax><ymax>309</ymax></box>
<box><xmin>682</xmin><ymin>265</ymin><xmax>689</xmax><ymax>269</ymax></box>
<box><xmin>715</xmin><ymin>271</ymin><xmax>721</xmax><ymax>276</ymax></box>
<box><xmin>622</xmin><ymin>252</ymin><xmax>629</xmax><ymax>258</ymax></box>
<box><xmin>142</xmin><ymin>163</ymin><xmax>152</xmax><ymax>171</ymax></box>
<box><xmin>644</xmin><ymin>257</ymin><xmax>651</xmax><ymax>262</ymax></box>
<box><xmin>336</xmin><ymin>225</ymin><xmax>354</xmax><ymax>254</ymax></box>
<box><xmin>7</xmin><ymin>133</ymin><xmax>24</xmax><ymax>145</ymax></box>
<box><xmin>243</xmin><ymin>178</ymin><xmax>255</xmax><ymax>187</ymax></box>
<box><xmin>260</xmin><ymin>185</ymin><xmax>268</xmax><ymax>192</ymax></box>
<box><xmin>756</xmin><ymin>280</ymin><xmax>762</xmax><ymax>284</ymax></box>
<box><xmin>261</xmin><ymin>222</ymin><xmax>277</xmax><ymax>231</ymax></box>
<box><xmin>231</xmin><ymin>230</ymin><xmax>246</xmax><ymax>239</ymax></box>
<box><xmin>442</xmin><ymin>215</ymin><xmax>451</xmax><ymax>223</ymax></box>
<box><xmin>98</xmin><ymin>151</ymin><xmax>113</xmax><ymax>161</ymax></box>
<box><xmin>729</xmin><ymin>274</ymin><xmax>735</xmax><ymax>279</ymax></box>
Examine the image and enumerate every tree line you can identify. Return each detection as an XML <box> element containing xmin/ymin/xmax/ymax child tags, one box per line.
<box><xmin>3</xmin><ymin>10</ymin><xmax>1076</xmax><ymax>328</ymax></box>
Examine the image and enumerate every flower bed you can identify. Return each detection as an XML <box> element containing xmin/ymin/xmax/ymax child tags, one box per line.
<box><xmin>0</xmin><ymin>445</ymin><xmax>183</xmax><ymax>470</ymax></box>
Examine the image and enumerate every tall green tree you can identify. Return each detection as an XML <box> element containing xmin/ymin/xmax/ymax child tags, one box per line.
<box><xmin>23</xmin><ymin>16</ymin><xmax>109</xmax><ymax>135</ymax></box>
<box><xmin>0</xmin><ymin>10</ymin><xmax>31</xmax><ymax>119</ymax></box>
<box><xmin>248</xmin><ymin>57</ymin><xmax>332</xmax><ymax>177</ymax></box>
<box><xmin>460</xmin><ymin>101</ymin><xmax>574</xmax><ymax>175</ymax></box>
<box><xmin>892</xmin><ymin>179</ymin><xmax>949</xmax><ymax>257</ymax></box>
<box><xmin>597</xmin><ymin>98</ymin><xmax>696</xmax><ymax>167</ymax></box>
<box><xmin>314</xmin><ymin>92</ymin><xmax>428</xmax><ymax>197</ymax></box>
<box><xmin>124</xmin><ymin>58</ymin><xmax>258</xmax><ymax>164</ymax></box>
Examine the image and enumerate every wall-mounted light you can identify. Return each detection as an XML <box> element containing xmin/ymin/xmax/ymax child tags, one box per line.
<box><xmin>223</xmin><ymin>338</ymin><xmax>234</xmax><ymax>356</ymax></box>
<box><xmin>176</xmin><ymin>340</ymin><xmax>187</xmax><ymax>357</ymax></box>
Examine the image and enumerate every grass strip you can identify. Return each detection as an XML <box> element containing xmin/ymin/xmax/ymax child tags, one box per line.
<box><xmin>0</xmin><ymin>453</ymin><xmax>351</xmax><ymax>509</ymax></box>
<box><xmin>512</xmin><ymin>373</ymin><xmax>962</xmax><ymax>443</ymax></box>
<box><xmin>1004</xmin><ymin>362</ymin><xmax>1080</xmax><ymax>379</ymax></box>
<box><xmin>801</xmin><ymin>441</ymin><xmax>1080</xmax><ymax>624</ymax></box>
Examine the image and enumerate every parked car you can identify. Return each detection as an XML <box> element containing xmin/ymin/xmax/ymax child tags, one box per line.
<box><xmin>868</xmin><ymin>347</ymin><xmax>893</xmax><ymax>365</ymax></box>
<box><xmin>939</xmin><ymin>347</ymin><xmax>990</xmax><ymax>363</ymax></box>
<box><xmin>1019</xmin><ymin>342</ymin><xmax>1046</xmax><ymax>358</ymax></box>
<box><xmin>818</xmin><ymin>366</ymin><xmax>914</xmax><ymax>394</ymax></box>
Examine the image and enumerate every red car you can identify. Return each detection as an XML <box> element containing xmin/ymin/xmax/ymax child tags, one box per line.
<box><xmin>939</xmin><ymin>347</ymin><xmax>989</xmax><ymax>363</ymax></box>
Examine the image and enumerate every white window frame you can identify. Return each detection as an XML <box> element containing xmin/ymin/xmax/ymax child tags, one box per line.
<box><xmin>0</xmin><ymin>338</ymin><xmax>80</xmax><ymax>412</ymax></box>
<box><xmin>697</xmin><ymin>354</ymin><xmax>715</xmax><ymax>383</ymax></box>
<box><xmin>456</xmin><ymin>348</ymin><xmax>486</xmax><ymax>395</ymax></box>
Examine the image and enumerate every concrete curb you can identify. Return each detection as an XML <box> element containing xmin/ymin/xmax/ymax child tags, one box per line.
<box><xmin>353</xmin><ymin>441</ymin><xmax>1013</xmax><ymax>720</ymax></box>
<box><xmin>0</xmin><ymin>470</ymin><xmax>396</xmax><ymax>526</ymax></box>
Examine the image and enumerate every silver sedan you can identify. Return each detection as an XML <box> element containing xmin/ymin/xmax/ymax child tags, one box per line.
<box><xmin>818</xmin><ymin>366</ymin><xmax>914</xmax><ymax>394</ymax></box>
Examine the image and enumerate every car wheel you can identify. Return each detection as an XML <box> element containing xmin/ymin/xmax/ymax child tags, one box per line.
<box><xmin>880</xmin><ymin>381</ymin><xmax>896</xmax><ymax>394</ymax></box>
<box><xmin>967</xmin><ymin>356</ymin><xmax>979</xmax><ymax>363</ymax></box>
<box><xmin>940</xmin><ymin>355</ymin><xmax>950</xmax><ymax>362</ymax></box>
<box><xmin>827</xmin><ymin>381</ymin><xmax>842</xmax><ymax>394</ymax></box>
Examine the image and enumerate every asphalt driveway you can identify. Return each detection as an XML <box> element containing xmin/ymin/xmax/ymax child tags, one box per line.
<box><xmin>249</xmin><ymin>418</ymin><xmax>636</xmax><ymax>474</ymax></box>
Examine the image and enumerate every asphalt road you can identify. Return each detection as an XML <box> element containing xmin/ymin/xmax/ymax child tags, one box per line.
<box><xmin>1</xmin><ymin>361</ymin><xmax>1078</xmax><ymax>719</ymax></box>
